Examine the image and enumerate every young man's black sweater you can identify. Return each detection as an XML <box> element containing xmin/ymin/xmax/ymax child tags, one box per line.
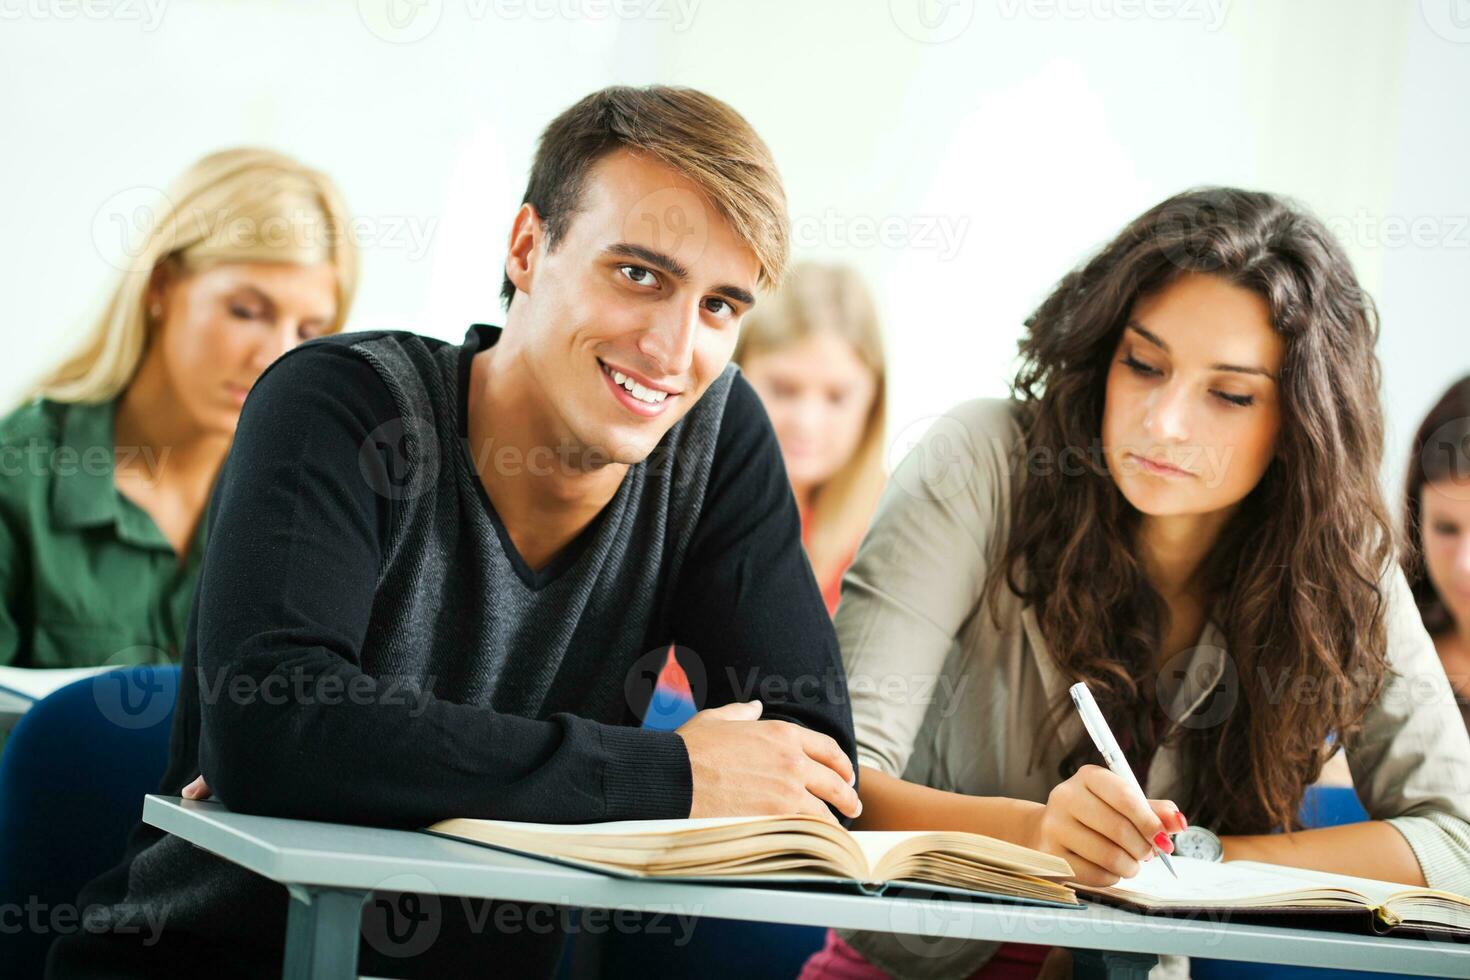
<box><xmin>49</xmin><ymin>323</ymin><xmax>856</xmax><ymax>979</ymax></box>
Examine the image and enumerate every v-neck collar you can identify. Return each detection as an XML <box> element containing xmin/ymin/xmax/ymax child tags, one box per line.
<box><xmin>454</xmin><ymin>323</ymin><xmax>618</xmax><ymax>591</ymax></box>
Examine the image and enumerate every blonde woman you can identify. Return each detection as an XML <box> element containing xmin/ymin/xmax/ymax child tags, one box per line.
<box><xmin>737</xmin><ymin>261</ymin><xmax>887</xmax><ymax>613</ymax></box>
<box><xmin>0</xmin><ymin>148</ymin><xmax>357</xmax><ymax>674</ymax></box>
<box><xmin>647</xmin><ymin>262</ymin><xmax>886</xmax><ymax>726</ymax></box>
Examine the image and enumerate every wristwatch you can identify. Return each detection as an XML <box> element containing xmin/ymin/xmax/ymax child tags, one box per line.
<box><xmin>1171</xmin><ymin>825</ymin><xmax>1223</xmax><ymax>862</ymax></box>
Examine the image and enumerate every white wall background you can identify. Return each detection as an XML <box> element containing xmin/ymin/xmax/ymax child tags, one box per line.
<box><xmin>2</xmin><ymin>0</ymin><xmax>1465</xmax><ymax>494</ymax></box>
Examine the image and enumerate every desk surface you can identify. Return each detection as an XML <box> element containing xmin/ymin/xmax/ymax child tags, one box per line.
<box><xmin>142</xmin><ymin>795</ymin><xmax>1470</xmax><ymax>977</ymax></box>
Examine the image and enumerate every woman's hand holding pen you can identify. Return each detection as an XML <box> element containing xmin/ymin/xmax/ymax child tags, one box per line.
<box><xmin>1023</xmin><ymin>764</ymin><xmax>1187</xmax><ymax>886</ymax></box>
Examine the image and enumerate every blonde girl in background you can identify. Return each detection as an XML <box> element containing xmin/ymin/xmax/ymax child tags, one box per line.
<box><xmin>0</xmin><ymin>147</ymin><xmax>357</xmax><ymax>674</ymax></box>
<box><xmin>648</xmin><ymin>262</ymin><xmax>886</xmax><ymax>724</ymax></box>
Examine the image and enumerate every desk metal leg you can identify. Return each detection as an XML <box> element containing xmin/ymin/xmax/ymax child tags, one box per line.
<box><xmin>1069</xmin><ymin>947</ymin><xmax>1159</xmax><ymax>979</ymax></box>
<box><xmin>283</xmin><ymin>885</ymin><xmax>368</xmax><ymax>980</ymax></box>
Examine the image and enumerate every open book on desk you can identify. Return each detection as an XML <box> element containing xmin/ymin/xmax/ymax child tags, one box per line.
<box><xmin>426</xmin><ymin>813</ymin><xmax>1081</xmax><ymax>909</ymax></box>
<box><xmin>1080</xmin><ymin>855</ymin><xmax>1470</xmax><ymax>940</ymax></box>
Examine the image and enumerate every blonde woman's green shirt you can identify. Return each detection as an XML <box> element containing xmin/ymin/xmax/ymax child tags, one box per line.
<box><xmin>0</xmin><ymin>397</ymin><xmax>207</xmax><ymax>672</ymax></box>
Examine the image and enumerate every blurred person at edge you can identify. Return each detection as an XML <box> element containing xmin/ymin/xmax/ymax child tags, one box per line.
<box><xmin>645</xmin><ymin>262</ymin><xmax>886</xmax><ymax>729</ymax></box>
<box><xmin>0</xmin><ymin>148</ymin><xmax>355</xmax><ymax>703</ymax></box>
<box><xmin>1403</xmin><ymin>375</ymin><xmax>1470</xmax><ymax>731</ymax></box>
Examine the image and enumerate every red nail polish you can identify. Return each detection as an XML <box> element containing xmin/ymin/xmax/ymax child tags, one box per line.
<box><xmin>1179</xmin><ymin>813</ymin><xmax>1188</xmax><ymax>831</ymax></box>
<box><xmin>1154</xmin><ymin>832</ymin><xmax>1174</xmax><ymax>853</ymax></box>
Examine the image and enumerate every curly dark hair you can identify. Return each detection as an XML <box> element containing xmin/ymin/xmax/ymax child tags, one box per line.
<box><xmin>990</xmin><ymin>188</ymin><xmax>1394</xmax><ymax>835</ymax></box>
<box><xmin>1402</xmin><ymin>376</ymin><xmax>1470</xmax><ymax>636</ymax></box>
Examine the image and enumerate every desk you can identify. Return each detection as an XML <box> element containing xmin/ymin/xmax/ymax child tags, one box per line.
<box><xmin>142</xmin><ymin>795</ymin><xmax>1470</xmax><ymax>980</ymax></box>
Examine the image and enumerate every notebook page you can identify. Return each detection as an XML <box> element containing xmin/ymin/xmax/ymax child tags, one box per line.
<box><xmin>1228</xmin><ymin>861</ymin><xmax>1423</xmax><ymax>906</ymax></box>
<box><xmin>1107</xmin><ymin>856</ymin><xmax>1362</xmax><ymax>905</ymax></box>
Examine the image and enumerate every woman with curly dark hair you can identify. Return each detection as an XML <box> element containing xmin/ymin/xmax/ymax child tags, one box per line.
<box><xmin>800</xmin><ymin>189</ymin><xmax>1470</xmax><ymax>980</ymax></box>
<box><xmin>1402</xmin><ymin>376</ymin><xmax>1470</xmax><ymax>731</ymax></box>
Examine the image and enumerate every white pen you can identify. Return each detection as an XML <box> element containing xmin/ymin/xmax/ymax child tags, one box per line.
<box><xmin>1068</xmin><ymin>681</ymin><xmax>1178</xmax><ymax>879</ymax></box>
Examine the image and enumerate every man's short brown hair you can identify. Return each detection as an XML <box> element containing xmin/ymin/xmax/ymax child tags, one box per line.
<box><xmin>500</xmin><ymin>85</ymin><xmax>789</xmax><ymax>308</ymax></box>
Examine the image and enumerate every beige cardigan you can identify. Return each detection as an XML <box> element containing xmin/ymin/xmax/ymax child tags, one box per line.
<box><xmin>835</xmin><ymin>398</ymin><xmax>1470</xmax><ymax>980</ymax></box>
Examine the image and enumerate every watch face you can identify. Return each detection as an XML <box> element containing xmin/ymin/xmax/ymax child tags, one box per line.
<box><xmin>1171</xmin><ymin>826</ymin><xmax>1223</xmax><ymax>862</ymax></box>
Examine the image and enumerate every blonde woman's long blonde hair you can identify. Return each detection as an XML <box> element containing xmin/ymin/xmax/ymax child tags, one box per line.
<box><xmin>32</xmin><ymin>147</ymin><xmax>358</xmax><ymax>404</ymax></box>
<box><xmin>734</xmin><ymin>262</ymin><xmax>887</xmax><ymax>584</ymax></box>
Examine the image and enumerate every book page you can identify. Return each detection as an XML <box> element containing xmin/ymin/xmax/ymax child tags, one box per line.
<box><xmin>1105</xmin><ymin>856</ymin><xmax>1366</xmax><ymax>906</ymax></box>
<box><xmin>849</xmin><ymin>831</ymin><xmax>943</xmax><ymax>880</ymax></box>
<box><xmin>1228</xmin><ymin>861</ymin><xmax>1448</xmax><ymax>907</ymax></box>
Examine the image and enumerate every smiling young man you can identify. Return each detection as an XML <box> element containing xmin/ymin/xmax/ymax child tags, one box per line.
<box><xmin>49</xmin><ymin>87</ymin><xmax>859</xmax><ymax>979</ymax></box>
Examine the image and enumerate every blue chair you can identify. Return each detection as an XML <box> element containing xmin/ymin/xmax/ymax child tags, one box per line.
<box><xmin>0</xmin><ymin>665</ymin><xmax>180</xmax><ymax>979</ymax></box>
<box><xmin>1192</xmin><ymin>784</ymin><xmax>1409</xmax><ymax>980</ymax></box>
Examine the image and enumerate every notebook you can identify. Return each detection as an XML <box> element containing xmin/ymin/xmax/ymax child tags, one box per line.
<box><xmin>425</xmin><ymin>813</ymin><xmax>1081</xmax><ymax>908</ymax></box>
<box><xmin>1081</xmin><ymin>855</ymin><xmax>1470</xmax><ymax>940</ymax></box>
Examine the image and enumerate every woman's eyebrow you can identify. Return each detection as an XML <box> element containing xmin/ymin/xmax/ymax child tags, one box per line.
<box><xmin>234</xmin><ymin>285</ymin><xmax>278</xmax><ymax>314</ymax></box>
<box><xmin>1126</xmin><ymin>321</ymin><xmax>1276</xmax><ymax>381</ymax></box>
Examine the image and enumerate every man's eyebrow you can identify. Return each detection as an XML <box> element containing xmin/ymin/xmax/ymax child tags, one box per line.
<box><xmin>606</xmin><ymin>243</ymin><xmax>689</xmax><ymax>282</ymax></box>
<box><xmin>711</xmin><ymin>283</ymin><xmax>756</xmax><ymax>307</ymax></box>
<box><xmin>605</xmin><ymin>242</ymin><xmax>755</xmax><ymax>308</ymax></box>
<box><xmin>1125</xmin><ymin>321</ymin><xmax>1276</xmax><ymax>380</ymax></box>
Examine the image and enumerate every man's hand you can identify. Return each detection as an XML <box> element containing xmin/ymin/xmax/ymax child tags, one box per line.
<box><xmin>675</xmin><ymin>700</ymin><xmax>862</xmax><ymax>824</ymax></box>
<box><xmin>182</xmin><ymin>775</ymin><xmax>212</xmax><ymax>800</ymax></box>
